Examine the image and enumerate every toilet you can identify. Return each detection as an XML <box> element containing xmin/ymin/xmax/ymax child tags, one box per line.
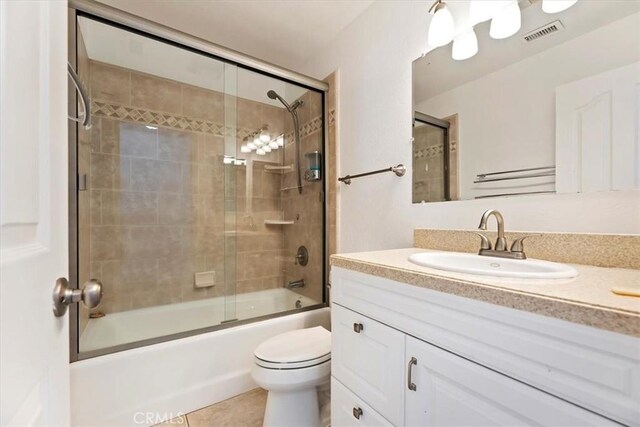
<box><xmin>251</xmin><ymin>326</ymin><xmax>331</xmax><ymax>427</ymax></box>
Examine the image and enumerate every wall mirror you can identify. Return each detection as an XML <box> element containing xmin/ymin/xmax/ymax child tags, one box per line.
<box><xmin>412</xmin><ymin>0</ymin><xmax>640</xmax><ymax>203</ymax></box>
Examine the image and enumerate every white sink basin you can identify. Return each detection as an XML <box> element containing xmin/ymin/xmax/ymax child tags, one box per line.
<box><xmin>408</xmin><ymin>251</ymin><xmax>578</xmax><ymax>279</ymax></box>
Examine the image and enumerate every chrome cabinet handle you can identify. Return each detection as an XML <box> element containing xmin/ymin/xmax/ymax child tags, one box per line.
<box><xmin>353</xmin><ymin>322</ymin><xmax>364</xmax><ymax>333</ymax></box>
<box><xmin>408</xmin><ymin>357</ymin><xmax>417</xmax><ymax>391</ymax></box>
<box><xmin>53</xmin><ymin>277</ymin><xmax>102</xmax><ymax>317</ymax></box>
<box><xmin>352</xmin><ymin>407</ymin><xmax>363</xmax><ymax>420</ymax></box>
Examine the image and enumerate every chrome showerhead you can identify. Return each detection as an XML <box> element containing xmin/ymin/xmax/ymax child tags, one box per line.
<box><xmin>267</xmin><ymin>89</ymin><xmax>302</xmax><ymax>112</ymax></box>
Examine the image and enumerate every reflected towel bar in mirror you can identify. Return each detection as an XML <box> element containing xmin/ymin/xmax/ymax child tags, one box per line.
<box><xmin>339</xmin><ymin>164</ymin><xmax>406</xmax><ymax>185</ymax></box>
<box><xmin>474</xmin><ymin>166</ymin><xmax>555</xmax><ymax>183</ymax></box>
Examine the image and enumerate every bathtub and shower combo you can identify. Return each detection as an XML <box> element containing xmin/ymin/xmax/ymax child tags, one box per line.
<box><xmin>67</xmin><ymin>2</ymin><xmax>331</xmax><ymax>425</ymax></box>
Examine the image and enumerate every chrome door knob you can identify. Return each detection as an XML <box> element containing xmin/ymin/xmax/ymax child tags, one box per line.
<box><xmin>52</xmin><ymin>277</ymin><xmax>103</xmax><ymax>317</ymax></box>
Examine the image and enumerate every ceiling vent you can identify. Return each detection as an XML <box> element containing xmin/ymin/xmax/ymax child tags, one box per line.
<box><xmin>523</xmin><ymin>20</ymin><xmax>565</xmax><ymax>42</ymax></box>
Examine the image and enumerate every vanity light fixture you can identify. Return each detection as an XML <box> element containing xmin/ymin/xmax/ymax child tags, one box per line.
<box><xmin>490</xmin><ymin>1</ymin><xmax>521</xmax><ymax>40</ymax></box>
<box><xmin>259</xmin><ymin>126</ymin><xmax>270</xmax><ymax>142</ymax></box>
<box><xmin>542</xmin><ymin>0</ymin><xmax>578</xmax><ymax>14</ymax></box>
<box><xmin>469</xmin><ymin>0</ymin><xmax>507</xmax><ymax>24</ymax></box>
<box><xmin>428</xmin><ymin>0</ymin><xmax>455</xmax><ymax>47</ymax></box>
<box><xmin>452</xmin><ymin>28</ymin><xmax>479</xmax><ymax>60</ymax></box>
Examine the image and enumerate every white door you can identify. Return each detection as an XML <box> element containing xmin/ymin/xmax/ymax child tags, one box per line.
<box><xmin>556</xmin><ymin>61</ymin><xmax>640</xmax><ymax>193</ymax></box>
<box><xmin>404</xmin><ymin>336</ymin><xmax>616</xmax><ymax>426</ymax></box>
<box><xmin>0</xmin><ymin>1</ymin><xmax>70</xmax><ymax>426</ymax></box>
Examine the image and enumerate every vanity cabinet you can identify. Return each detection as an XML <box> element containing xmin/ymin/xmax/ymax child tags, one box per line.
<box><xmin>331</xmin><ymin>267</ymin><xmax>639</xmax><ymax>426</ymax></box>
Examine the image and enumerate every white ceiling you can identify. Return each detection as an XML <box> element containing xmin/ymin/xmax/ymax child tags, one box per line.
<box><xmin>79</xmin><ymin>16</ymin><xmax>308</xmax><ymax>106</ymax></box>
<box><xmin>95</xmin><ymin>0</ymin><xmax>374</xmax><ymax>71</ymax></box>
<box><xmin>413</xmin><ymin>0</ymin><xmax>640</xmax><ymax>103</ymax></box>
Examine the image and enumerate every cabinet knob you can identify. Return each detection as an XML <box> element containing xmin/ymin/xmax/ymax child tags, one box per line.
<box><xmin>352</xmin><ymin>407</ymin><xmax>363</xmax><ymax>420</ymax></box>
<box><xmin>353</xmin><ymin>322</ymin><xmax>364</xmax><ymax>333</ymax></box>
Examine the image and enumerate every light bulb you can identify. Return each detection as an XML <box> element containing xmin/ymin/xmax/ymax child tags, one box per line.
<box><xmin>263</xmin><ymin>145</ymin><xmax>272</xmax><ymax>153</ymax></box>
<box><xmin>428</xmin><ymin>1</ymin><xmax>455</xmax><ymax>48</ymax></box>
<box><xmin>490</xmin><ymin>1</ymin><xmax>520</xmax><ymax>40</ymax></box>
<box><xmin>256</xmin><ymin>148</ymin><xmax>266</xmax><ymax>156</ymax></box>
<box><xmin>452</xmin><ymin>28</ymin><xmax>478</xmax><ymax>60</ymax></box>
<box><xmin>269</xmin><ymin>141</ymin><xmax>279</xmax><ymax>149</ymax></box>
<box><xmin>276</xmin><ymin>135</ymin><xmax>284</xmax><ymax>147</ymax></box>
<box><xmin>247</xmin><ymin>142</ymin><xmax>257</xmax><ymax>150</ymax></box>
<box><xmin>259</xmin><ymin>129</ymin><xmax>270</xmax><ymax>142</ymax></box>
<box><xmin>240</xmin><ymin>145</ymin><xmax>251</xmax><ymax>153</ymax></box>
<box><xmin>253</xmin><ymin>136</ymin><xmax>263</xmax><ymax>146</ymax></box>
<box><xmin>542</xmin><ymin>0</ymin><xmax>578</xmax><ymax>13</ymax></box>
<box><xmin>470</xmin><ymin>0</ymin><xmax>508</xmax><ymax>24</ymax></box>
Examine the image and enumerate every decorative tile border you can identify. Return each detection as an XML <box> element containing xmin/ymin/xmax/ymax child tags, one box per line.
<box><xmin>413</xmin><ymin>144</ymin><xmax>444</xmax><ymax>159</ymax></box>
<box><xmin>93</xmin><ymin>99</ymin><xmax>328</xmax><ymax>141</ymax></box>
<box><xmin>414</xmin><ymin>229</ymin><xmax>640</xmax><ymax>269</ymax></box>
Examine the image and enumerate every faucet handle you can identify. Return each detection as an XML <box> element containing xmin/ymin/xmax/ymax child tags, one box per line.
<box><xmin>510</xmin><ymin>235</ymin><xmax>541</xmax><ymax>254</ymax></box>
<box><xmin>470</xmin><ymin>231</ymin><xmax>492</xmax><ymax>250</ymax></box>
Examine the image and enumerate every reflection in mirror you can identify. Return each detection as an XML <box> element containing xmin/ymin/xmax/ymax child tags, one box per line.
<box><xmin>412</xmin><ymin>0</ymin><xmax>640</xmax><ymax>203</ymax></box>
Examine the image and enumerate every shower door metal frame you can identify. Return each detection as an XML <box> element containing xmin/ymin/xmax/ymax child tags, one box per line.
<box><xmin>68</xmin><ymin>0</ymin><xmax>330</xmax><ymax>362</ymax></box>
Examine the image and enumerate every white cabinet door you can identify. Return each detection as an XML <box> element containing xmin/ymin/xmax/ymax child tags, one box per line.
<box><xmin>332</xmin><ymin>304</ymin><xmax>405</xmax><ymax>426</ymax></box>
<box><xmin>332</xmin><ymin>378</ymin><xmax>393</xmax><ymax>427</ymax></box>
<box><xmin>405</xmin><ymin>336</ymin><xmax>617</xmax><ymax>427</ymax></box>
<box><xmin>0</xmin><ymin>1</ymin><xmax>70</xmax><ymax>426</ymax></box>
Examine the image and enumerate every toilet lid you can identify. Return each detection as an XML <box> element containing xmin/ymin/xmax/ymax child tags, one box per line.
<box><xmin>254</xmin><ymin>326</ymin><xmax>331</xmax><ymax>366</ymax></box>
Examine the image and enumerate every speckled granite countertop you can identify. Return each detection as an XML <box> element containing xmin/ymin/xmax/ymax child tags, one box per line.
<box><xmin>330</xmin><ymin>248</ymin><xmax>640</xmax><ymax>337</ymax></box>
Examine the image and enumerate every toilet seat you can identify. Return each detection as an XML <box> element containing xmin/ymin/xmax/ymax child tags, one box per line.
<box><xmin>254</xmin><ymin>326</ymin><xmax>331</xmax><ymax>370</ymax></box>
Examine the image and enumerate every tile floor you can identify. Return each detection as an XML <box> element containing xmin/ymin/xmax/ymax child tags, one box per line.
<box><xmin>157</xmin><ymin>388</ymin><xmax>267</xmax><ymax>427</ymax></box>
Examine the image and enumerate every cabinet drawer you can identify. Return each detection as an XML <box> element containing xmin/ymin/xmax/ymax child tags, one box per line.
<box><xmin>405</xmin><ymin>336</ymin><xmax>619</xmax><ymax>427</ymax></box>
<box><xmin>332</xmin><ymin>377</ymin><xmax>393</xmax><ymax>427</ymax></box>
<box><xmin>332</xmin><ymin>304</ymin><xmax>405</xmax><ymax>426</ymax></box>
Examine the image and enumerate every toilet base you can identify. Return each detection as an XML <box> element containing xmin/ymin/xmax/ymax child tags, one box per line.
<box><xmin>263</xmin><ymin>388</ymin><xmax>320</xmax><ymax>427</ymax></box>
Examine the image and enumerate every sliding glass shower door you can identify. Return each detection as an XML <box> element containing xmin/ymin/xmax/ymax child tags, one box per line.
<box><xmin>73</xmin><ymin>14</ymin><xmax>326</xmax><ymax>359</ymax></box>
<box><xmin>76</xmin><ymin>16</ymin><xmax>238</xmax><ymax>354</ymax></box>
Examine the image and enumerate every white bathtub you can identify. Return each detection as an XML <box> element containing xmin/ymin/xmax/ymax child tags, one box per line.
<box><xmin>70</xmin><ymin>290</ymin><xmax>329</xmax><ymax>427</ymax></box>
<box><xmin>80</xmin><ymin>288</ymin><xmax>318</xmax><ymax>352</ymax></box>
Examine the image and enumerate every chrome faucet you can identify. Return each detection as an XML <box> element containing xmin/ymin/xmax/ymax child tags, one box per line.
<box><xmin>476</xmin><ymin>209</ymin><xmax>536</xmax><ymax>260</ymax></box>
<box><xmin>478</xmin><ymin>209</ymin><xmax>507</xmax><ymax>251</ymax></box>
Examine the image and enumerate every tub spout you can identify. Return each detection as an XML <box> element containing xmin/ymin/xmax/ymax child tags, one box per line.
<box><xmin>287</xmin><ymin>279</ymin><xmax>305</xmax><ymax>289</ymax></box>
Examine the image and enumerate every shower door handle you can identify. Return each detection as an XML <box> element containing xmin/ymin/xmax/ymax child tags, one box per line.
<box><xmin>52</xmin><ymin>277</ymin><xmax>103</xmax><ymax>317</ymax></box>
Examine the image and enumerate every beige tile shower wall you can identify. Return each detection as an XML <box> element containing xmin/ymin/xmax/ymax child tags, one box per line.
<box><xmin>281</xmin><ymin>90</ymin><xmax>325</xmax><ymax>303</ymax></box>
<box><xmin>412</xmin><ymin>124</ymin><xmax>446</xmax><ymax>203</ymax></box>
<box><xmin>86</xmin><ymin>61</ymin><xmax>287</xmax><ymax>315</ymax></box>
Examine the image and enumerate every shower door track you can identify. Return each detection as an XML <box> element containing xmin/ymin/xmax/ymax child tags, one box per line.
<box><xmin>67</xmin><ymin>1</ymin><xmax>330</xmax><ymax>361</ymax></box>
